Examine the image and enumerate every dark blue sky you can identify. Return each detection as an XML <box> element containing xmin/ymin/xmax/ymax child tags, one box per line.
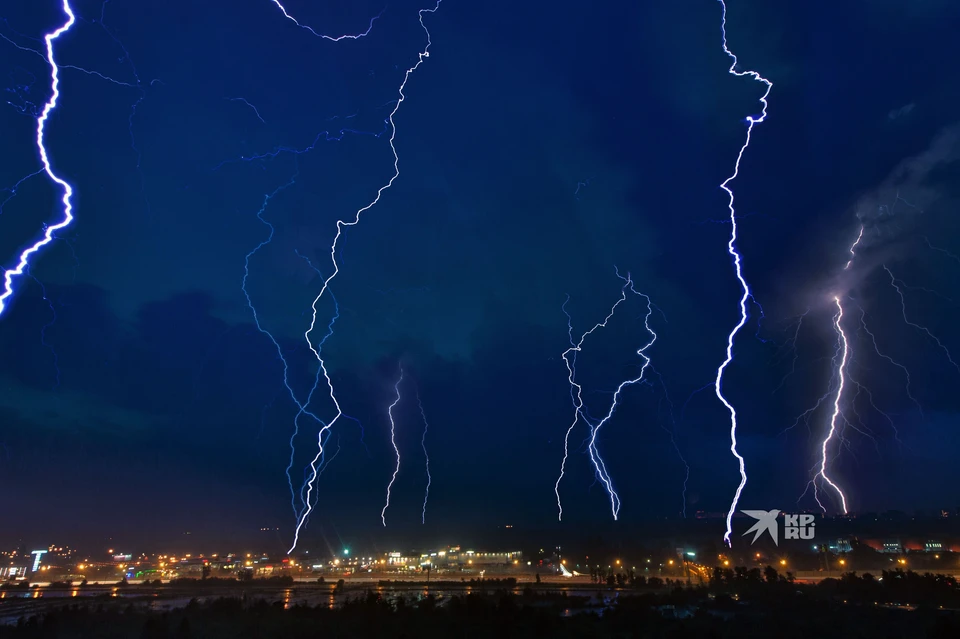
<box><xmin>1</xmin><ymin>0</ymin><xmax>959</xmax><ymax>551</ymax></box>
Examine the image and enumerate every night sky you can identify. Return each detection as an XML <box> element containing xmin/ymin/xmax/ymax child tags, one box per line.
<box><xmin>2</xmin><ymin>0</ymin><xmax>959</xmax><ymax>551</ymax></box>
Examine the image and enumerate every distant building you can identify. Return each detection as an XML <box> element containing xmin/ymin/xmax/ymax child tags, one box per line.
<box><xmin>384</xmin><ymin>547</ymin><xmax>522</xmax><ymax>569</ymax></box>
<box><xmin>0</xmin><ymin>565</ymin><xmax>27</xmax><ymax>579</ymax></box>
<box><xmin>881</xmin><ymin>540</ymin><xmax>903</xmax><ymax>554</ymax></box>
<box><xmin>459</xmin><ymin>550</ymin><xmax>522</xmax><ymax>566</ymax></box>
<box><xmin>827</xmin><ymin>539</ymin><xmax>853</xmax><ymax>554</ymax></box>
<box><xmin>924</xmin><ymin>541</ymin><xmax>943</xmax><ymax>553</ymax></box>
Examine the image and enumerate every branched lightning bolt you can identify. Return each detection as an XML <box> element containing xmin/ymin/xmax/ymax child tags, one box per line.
<box><xmin>714</xmin><ymin>0</ymin><xmax>772</xmax><ymax>546</ymax></box>
<box><xmin>290</xmin><ymin>1</ymin><xmax>441</xmax><ymax>550</ymax></box>
<box><xmin>240</xmin><ymin>174</ymin><xmax>341</xmax><ymax>524</ymax></box>
<box><xmin>555</xmin><ymin>269</ymin><xmax>658</xmax><ymax>521</ymax></box>
<box><xmin>416</xmin><ymin>386</ymin><xmax>432</xmax><ymax>524</ymax></box>
<box><xmin>382</xmin><ymin>362</ymin><xmax>404</xmax><ymax>527</ymax></box>
<box><xmin>0</xmin><ymin>1</ymin><xmax>76</xmax><ymax>317</ymax></box>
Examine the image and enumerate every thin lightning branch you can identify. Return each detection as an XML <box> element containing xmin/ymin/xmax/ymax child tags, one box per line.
<box><xmin>885</xmin><ymin>265</ymin><xmax>960</xmax><ymax>374</ymax></box>
<box><xmin>782</xmin><ymin>388</ymin><xmax>834</xmax><ymax>439</ymax></box>
<box><xmin>847</xmin><ymin>374</ymin><xmax>901</xmax><ymax>448</ymax></box>
<box><xmin>0</xmin><ymin>1</ymin><xmax>77</xmax><ymax>317</ymax></box>
<box><xmin>922</xmin><ymin>236</ymin><xmax>960</xmax><ymax>267</ymax></box>
<box><xmin>772</xmin><ymin>309</ymin><xmax>810</xmax><ymax>393</ymax></box>
<box><xmin>269</xmin><ymin>1</ymin><xmax>382</xmax><ymax>41</ymax></box>
<box><xmin>382</xmin><ymin>362</ymin><xmax>404</xmax><ymax>526</ymax></box>
<box><xmin>0</xmin><ymin>170</ymin><xmax>44</xmax><ymax>216</ymax></box>
<box><xmin>844</xmin><ymin>226</ymin><xmax>864</xmax><ymax>270</ymax></box>
<box><xmin>814</xmin><ymin>297</ymin><xmax>850</xmax><ymax>514</ymax></box>
<box><xmin>290</xmin><ymin>2</ymin><xmax>441</xmax><ymax>551</ymax></box>
<box><xmin>714</xmin><ymin>0</ymin><xmax>773</xmax><ymax>546</ymax></box>
<box><xmin>226</xmin><ymin>97</ymin><xmax>266</xmax><ymax>124</ymax></box>
<box><xmin>856</xmin><ymin>307</ymin><xmax>923</xmax><ymax>420</ymax></box>
<box><xmin>648</xmin><ymin>367</ymin><xmax>691</xmax><ymax>517</ymax></box>
<box><xmin>416</xmin><ymin>386</ymin><xmax>432</xmax><ymax>524</ymax></box>
<box><xmin>91</xmin><ymin>0</ymin><xmax>154</xmax><ymax>215</ymax></box>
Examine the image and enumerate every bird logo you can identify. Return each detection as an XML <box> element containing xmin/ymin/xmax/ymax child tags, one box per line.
<box><xmin>741</xmin><ymin>509</ymin><xmax>781</xmax><ymax>545</ymax></box>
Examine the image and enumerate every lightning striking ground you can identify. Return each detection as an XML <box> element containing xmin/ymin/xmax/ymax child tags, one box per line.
<box><xmin>416</xmin><ymin>386</ymin><xmax>432</xmax><ymax>524</ymax></box>
<box><xmin>291</xmin><ymin>1</ymin><xmax>441</xmax><ymax>550</ymax></box>
<box><xmin>0</xmin><ymin>1</ymin><xmax>76</xmax><ymax>317</ymax></box>
<box><xmin>812</xmin><ymin>297</ymin><xmax>851</xmax><ymax>514</ymax></box>
<box><xmin>790</xmin><ymin>215</ymin><xmax>948</xmax><ymax>513</ymax></box>
<box><xmin>713</xmin><ymin>0</ymin><xmax>773</xmax><ymax>547</ymax></box>
<box><xmin>382</xmin><ymin>363</ymin><xmax>404</xmax><ymax>527</ymax></box>
<box><xmin>555</xmin><ymin>269</ymin><xmax>659</xmax><ymax>521</ymax></box>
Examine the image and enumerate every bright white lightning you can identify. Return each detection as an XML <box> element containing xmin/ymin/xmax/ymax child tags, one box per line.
<box><xmin>814</xmin><ymin>296</ymin><xmax>850</xmax><ymax>514</ymax></box>
<box><xmin>0</xmin><ymin>1</ymin><xmax>77</xmax><ymax>317</ymax></box>
<box><xmin>416</xmin><ymin>387</ymin><xmax>432</xmax><ymax>524</ymax></box>
<box><xmin>289</xmin><ymin>1</ymin><xmax>441</xmax><ymax>552</ymax></box>
<box><xmin>844</xmin><ymin>226</ymin><xmax>863</xmax><ymax>270</ymax></box>
<box><xmin>382</xmin><ymin>363</ymin><xmax>404</xmax><ymax>527</ymax></box>
<box><xmin>714</xmin><ymin>0</ymin><xmax>773</xmax><ymax>547</ymax></box>
<box><xmin>555</xmin><ymin>269</ymin><xmax>658</xmax><ymax>521</ymax></box>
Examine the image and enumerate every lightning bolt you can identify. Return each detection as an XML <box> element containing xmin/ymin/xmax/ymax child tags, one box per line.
<box><xmin>555</xmin><ymin>269</ymin><xmax>659</xmax><ymax>521</ymax></box>
<box><xmin>714</xmin><ymin>0</ymin><xmax>773</xmax><ymax>547</ymax></box>
<box><xmin>0</xmin><ymin>1</ymin><xmax>76</xmax><ymax>317</ymax></box>
<box><xmin>812</xmin><ymin>296</ymin><xmax>850</xmax><ymax>514</ymax></box>
<box><xmin>290</xmin><ymin>1</ymin><xmax>441</xmax><ymax>550</ymax></box>
<box><xmin>269</xmin><ymin>2</ymin><xmax>382</xmax><ymax>41</ymax></box>
<box><xmin>382</xmin><ymin>362</ymin><xmax>404</xmax><ymax>527</ymax></box>
<box><xmin>416</xmin><ymin>386</ymin><xmax>432</xmax><ymax>524</ymax></box>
